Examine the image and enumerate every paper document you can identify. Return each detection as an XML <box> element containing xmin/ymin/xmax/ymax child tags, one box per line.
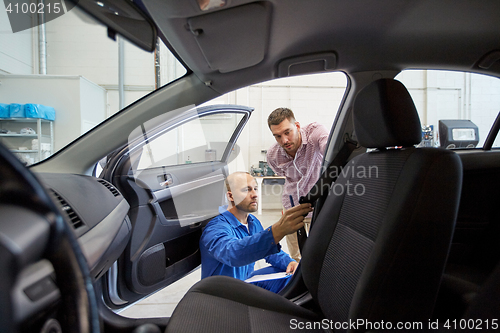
<box><xmin>244</xmin><ymin>272</ymin><xmax>290</xmax><ymax>283</ymax></box>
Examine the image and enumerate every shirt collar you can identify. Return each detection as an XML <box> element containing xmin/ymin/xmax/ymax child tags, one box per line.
<box><xmin>221</xmin><ymin>210</ymin><xmax>255</xmax><ymax>229</ymax></box>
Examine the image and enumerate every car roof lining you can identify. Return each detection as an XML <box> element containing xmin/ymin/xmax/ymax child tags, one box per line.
<box><xmin>140</xmin><ymin>0</ymin><xmax>500</xmax><ymax>94</ymax></box>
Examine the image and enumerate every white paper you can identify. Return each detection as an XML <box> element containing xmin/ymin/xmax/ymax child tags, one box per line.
<box><xmin>244</xmin><ymin>272</ymin><xmax>290</xmax><ymax>283</ymax></box>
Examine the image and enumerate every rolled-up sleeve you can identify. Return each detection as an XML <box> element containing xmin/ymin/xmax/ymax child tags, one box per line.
<box><xmin>311</xmin><ymin>123</ymin><xmax>329</xmax><ymax>153</ymax></box>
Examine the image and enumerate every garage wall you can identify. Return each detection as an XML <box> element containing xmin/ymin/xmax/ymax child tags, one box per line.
<box><xmin>397</xmin><ymin>70</ymin><xmax>500</xmax><ymax>147</ymax></box>
<box><xmin>44</xmin><ymin>9</ymin><xmax>155</xmax><ymax>116</ymax></box>
<box><xmin>44</xmin><ymin>8</ymin><xmax>185</xmax><ymax>116</ymax></box>
<box><xmin>470</xmin><ymin>75</ymin><xmax>500</xmax><ymax>147</ymax></box>
<box><xmin>203</xmin><ymin>72</ymin><xmax>348</xmax><ymax>174</ymax></box>
<box><xmin>0</xmin><ymin>4</ymin><xmax>33</xmax><ymax>75</ymax></box>
<box><xmin>0</xmin><ymin>5</ymin><xmax>186</xmax><ymax>147</ymax></box>
<box><xmin>211</xmin><ymin>69</ymin><xmax>500</xmax><ymax>175</ymax></box>
<box><xmin>0</xmin><ymin>5</ymin><xmax>185</xmax><ymax>116</ymax></box>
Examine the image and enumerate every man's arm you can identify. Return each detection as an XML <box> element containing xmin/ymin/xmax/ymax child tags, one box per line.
<box><xmin>201</xmin><ymin>205</ymin><xmax>311</xmax><ymax>268</ymax></box>
<box><xmin>200</xmin><ymin>223</ymin><xmax>280</xmax><ymax>268</ymax></box>
<box><xmin>262</xmin><ymin>203</ymin><xmax>311</xmax><ymax>270</ymax></box>
<box><xmin>265</xmin><ymin>250</ymin><xmax>295</xmax><ymax>271</ymax></box>
<box><xmin>313</xmin><ymin>123</ymin><xmax>330</xmax><ymax>153</ymax></box>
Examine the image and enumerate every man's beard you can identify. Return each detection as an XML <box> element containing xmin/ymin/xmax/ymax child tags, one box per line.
<box><xmin>235</xmin><ymin>201</ymin><xmax>258</xmax><ymax>213</ymax></box>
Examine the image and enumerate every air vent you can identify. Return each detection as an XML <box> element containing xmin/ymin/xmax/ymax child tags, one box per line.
<box><xmin>97</xmin><ymin>179</ymin><xmax>120</xmax><ymax>197</ymax></box>
<box><xmin>50</xmin><ymin>190</ymin><xmax>84</xmax><ymax>230</ymax></box>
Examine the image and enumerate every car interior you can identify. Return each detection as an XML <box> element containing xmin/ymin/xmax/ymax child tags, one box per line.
<box><xmin>1</xmin><ymin>0</ymin><xmax>500</xmax><ymax>332</ymax></box>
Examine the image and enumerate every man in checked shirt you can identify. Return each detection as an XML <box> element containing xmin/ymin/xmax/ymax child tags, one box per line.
<box><xmin>266</xmin><ymin>107</ymin><xmax>329</xmax><ymax>262</ymax></box>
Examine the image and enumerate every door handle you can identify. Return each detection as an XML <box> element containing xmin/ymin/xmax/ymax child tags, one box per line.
<box><xmin>158</xmin><ymin>173</ymin><xmax>173</xmax><ymax>187</ymax></box>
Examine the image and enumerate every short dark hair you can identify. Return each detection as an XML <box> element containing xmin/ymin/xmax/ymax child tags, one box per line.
<box><xmin>267</xmin><ymin>107</ymin><xmax>296</xmax><ymax>128</ymax></box>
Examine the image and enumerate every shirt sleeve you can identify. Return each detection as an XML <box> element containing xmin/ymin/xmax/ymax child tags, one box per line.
<box><xmin>313</xmin><ymin>123</ymin><xmax>330</xmax><ymax>153</ymax></box>
<box><xmin>200</xmin><ymin>221</ymin><xmax>280</xmax><ymax>267</ymax></box>
<box><xmin>265</xmin><ymin>250</ymin><xmax>295</xmax><ymax>271</ymax></box>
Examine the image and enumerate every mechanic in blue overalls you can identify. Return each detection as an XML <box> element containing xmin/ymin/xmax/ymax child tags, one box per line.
<box><xmin>199</xmin><ymin>171</ymin><xmax>312</xmax><ymax>293</ymax></box>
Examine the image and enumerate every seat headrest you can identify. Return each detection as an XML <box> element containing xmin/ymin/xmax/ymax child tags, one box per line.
<box><xmin>353</xmin><ymin>78</ymin><xmax>422</xmax><ymax>148</ymax></box>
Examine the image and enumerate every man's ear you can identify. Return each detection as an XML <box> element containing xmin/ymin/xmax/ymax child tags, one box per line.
<box><xmin>227</xmin><ymin>191</ymin><xmax>234</xmax><ymax>205</ymax></box>
<box><xmin>295</xmin><ymin>121</ymin><xmax>301</xmax><ymax>130</ymax></box>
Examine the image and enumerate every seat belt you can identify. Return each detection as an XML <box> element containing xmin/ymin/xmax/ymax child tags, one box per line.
<box><xmin>296</xmin><ymin>137</ymin><xmax>358</xmax><ymax>253</ymax></box>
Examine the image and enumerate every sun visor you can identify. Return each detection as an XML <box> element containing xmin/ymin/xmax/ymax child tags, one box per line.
<box><xmin>187</xmin><ymin>3</ymin><xmax>271</xmax><ymax>73</ymax></box>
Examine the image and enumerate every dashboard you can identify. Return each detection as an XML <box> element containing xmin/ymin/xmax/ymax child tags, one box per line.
<box><xmin>12</xmin><ymin>173</ymin><xmax>130</xmax><ymax>326</ymax></box>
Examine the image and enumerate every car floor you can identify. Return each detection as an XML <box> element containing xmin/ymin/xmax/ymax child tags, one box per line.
<box><xmin>119</xmin><ymin>209</ymin><xmax>286</xmax><ymax>318</ymax></box>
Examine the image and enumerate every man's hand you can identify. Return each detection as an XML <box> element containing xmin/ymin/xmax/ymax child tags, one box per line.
<box><xmin>271</xmin><ymin>203</ymin><xmax>312</xmax><ymax>244</ymax></box>
<box><xmin>286</xmin><ymin>261</ymin><xmax>298</xmax><ymax>274</ymax></box>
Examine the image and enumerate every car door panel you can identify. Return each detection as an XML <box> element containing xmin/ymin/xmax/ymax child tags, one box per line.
<box><xmin>103</xmin><ymin>105</ymin><xmax>252</xmax><ymax>307</ymax></box>
<box><xmin>141</xmin><ymin>164</ymin><xmax>226</xmax><ymax>227</ymax></box>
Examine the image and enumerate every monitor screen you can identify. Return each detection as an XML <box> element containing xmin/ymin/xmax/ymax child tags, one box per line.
<box><xmin>452</xmin><ymin>128</ymin><xmax>476</xmax><ymax>141</ymax></box>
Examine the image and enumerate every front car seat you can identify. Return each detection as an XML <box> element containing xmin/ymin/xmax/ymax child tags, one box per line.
<box><xmin>164</xmin><ymin>78</ymin><xmax>463</xmax><ymax>332</ymax></box>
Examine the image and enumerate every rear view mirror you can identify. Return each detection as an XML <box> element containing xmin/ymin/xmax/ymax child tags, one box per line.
<box><xmin>67</xmin><ymin>0</ymin><xmax>157</xmax><ymax>52</ymax></box>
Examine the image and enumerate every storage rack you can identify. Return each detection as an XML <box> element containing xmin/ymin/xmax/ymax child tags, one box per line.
<box><xmin>0</xmin><ymin>118</ymin><xmax>54</xmax><ymax>165</ymax></box>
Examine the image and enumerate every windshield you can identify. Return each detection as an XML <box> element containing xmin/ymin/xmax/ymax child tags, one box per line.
<box><xmin>0</xmin><ymin>5</ymin><xmax>186</xmax><ymax>166</ymax></box>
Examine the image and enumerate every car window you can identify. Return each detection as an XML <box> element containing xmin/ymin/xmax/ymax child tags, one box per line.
<box><xmin>199</xmin><ymin>72</ymin><xmax>348</xmax><ymax>174</ymax></box>
<box><xmin>396</xmin><ymin>70</ymin><xmax>500</xmax><ymax>149</ymax></box>
<box><xmin>0</xmin><ymin>7</ymin><xmax>186</xmax><ymax>166</ymax></box>
<box><xmin>135</xmin><ymin>112</ymin><xmax>245</xmax><ymax>170</ymax></box>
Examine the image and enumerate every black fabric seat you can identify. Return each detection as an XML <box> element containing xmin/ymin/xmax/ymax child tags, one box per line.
<box><xmin>165</xmin><ymin>79</ymin><xmax>463</xmax><ymax>333</ymax></box>
<box><xmin>165</xmin><ymin>276</ymin><xmax>321</xmax><ymax>332</ymax></box>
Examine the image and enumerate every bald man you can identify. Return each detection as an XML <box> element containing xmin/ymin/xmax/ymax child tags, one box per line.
<box><xmin>200</xmin><ymin>172</ymin><xmax>312</xmax><ymax>293</ymax></box>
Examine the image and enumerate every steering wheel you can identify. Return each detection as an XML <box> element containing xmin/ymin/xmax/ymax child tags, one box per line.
<box><xmin>0</xmin><ymin>143</ymin><xmax>99</xmax><ymax>332</ymax></box>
